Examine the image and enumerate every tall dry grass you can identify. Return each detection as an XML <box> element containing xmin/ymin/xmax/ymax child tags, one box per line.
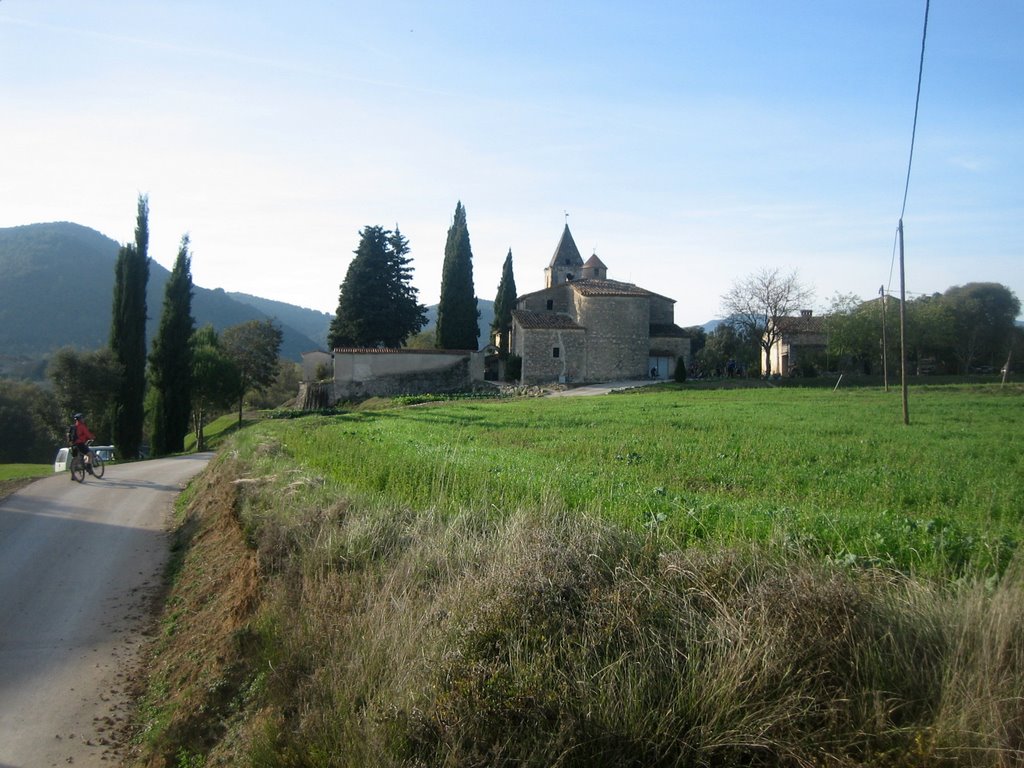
<box><xmin>200</xmin><ymin>461</ymin><xmax>1024</xmax><ymax>767</ymax></box>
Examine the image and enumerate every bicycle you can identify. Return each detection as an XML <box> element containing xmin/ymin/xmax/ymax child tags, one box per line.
<box><xmin>69</xmin><ymin>441</ymin><xmax>105</xmax><ymax>483</ymax></box>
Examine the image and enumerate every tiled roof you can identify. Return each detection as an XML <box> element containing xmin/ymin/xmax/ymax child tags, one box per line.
<box><xmin>650</xmin><ymin>323</ymin><xmax>688</xmax><ymax>338</ymax></box>
<box><xmin>333</xmin><ymin>347</ymin><xmax>476</xmax><ymax>354</ymax></box>
<box><xmin>773</xmin><ymin>315</ymin><xmax>827</xmax><ymax>334</ymax></box>
<box><xmin>570</xmin><ymin>279</ymin><xmax>653</xmax><ymax>298</ymax></box>
<box><xmin>512</xmin><ymin>309</ymin><xmax>584</xmax><ymax>330</ymax></box>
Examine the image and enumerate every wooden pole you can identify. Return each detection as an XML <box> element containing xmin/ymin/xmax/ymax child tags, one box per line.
<box><xmin>880</xmin><ymin>285</ymin><xmax>889</xmax><ymax>392</ymax></box>
<box><xmin>898</xmin><ymin>220</ymin><xmax>910</xmax><ymax>425</ymax></box>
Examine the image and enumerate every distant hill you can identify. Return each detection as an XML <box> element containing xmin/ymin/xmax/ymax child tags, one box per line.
<box><xmin>0</xmin><ymin>222</ymin><xmax>326</xmax><ymax>369</ymax></box>
<box><xmin>228</xmin><ymin>291</ymin><xmax>331</xmax><ymax>350</ymax></box>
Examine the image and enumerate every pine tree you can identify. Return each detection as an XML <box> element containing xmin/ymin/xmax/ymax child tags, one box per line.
<box><xmin>436</xmin><ymin>201</ymin><xmax>480</xmax><ymax>350</ymax></box>
<box><xmin>491</xmin><ymin>248</ymin><xmax>517</xmax><ymax>355</ymax></box>
<box><xmin>148</xmin><ymin>234</ymin><xmax>194</xmax><ymax>456</ymax></box>
<box><xmin>328</xmin><ymin>225</ymin><xmax>426</xmax><ymax>349</ymax></box>
<box><xmin>110</xmin><ymin>195</ymin><xmax>150</xmax><ymax>459</ymax></box>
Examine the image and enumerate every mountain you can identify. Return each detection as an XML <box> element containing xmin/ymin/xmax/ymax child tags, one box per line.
<box><xmin>0</xmin><ymin>222</ymin><xmax>327</xmax><ymax>368</ymax></box>
<box><xmin>228</xmin><ymin>292</ymin><xmax>331</xmax><ymax>350</ymax></box>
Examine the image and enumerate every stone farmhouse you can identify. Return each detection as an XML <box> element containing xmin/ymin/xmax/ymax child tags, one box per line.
<box><xmin>763</xmin><ymin>309</ymin><xmax>827</xmax><ymax>376</ymax></box>
<box><xmin>509</xmin><ymin>224</ymin><xmax>689</xmax><ymax>385</ymax></box>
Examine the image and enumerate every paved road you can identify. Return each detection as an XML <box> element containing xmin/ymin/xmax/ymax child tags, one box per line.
<box><xmin>545</xmin><ymin>379</ymin><xmax>661</xmax><ymax>397</ymax></box>
<box><xmin>0</xmin><ymin>453</ymin><xmax>212</xmax><ymax>768</ymax></box>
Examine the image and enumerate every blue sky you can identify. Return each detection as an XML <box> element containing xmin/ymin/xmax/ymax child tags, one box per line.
<box><xmin>2</xmin><ymin>1</ymin><xmax>1021</xmax><ymax>325</ymax></box>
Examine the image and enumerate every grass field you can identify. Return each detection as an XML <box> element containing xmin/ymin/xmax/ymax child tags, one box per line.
<box><xmin>249</xmin><ymin>383</ymin><xmax>1023</xmax><ymax>581</ymax></box>
<box><xmin>130</xmin><ymin>383</ymin><xmax>1024</xmax><ymax>766</ymax></box>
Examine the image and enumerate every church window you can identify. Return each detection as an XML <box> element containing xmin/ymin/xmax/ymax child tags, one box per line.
<box><xmin>553</xmin><ymin>347</ymin><xmax>560</xmax><ymax>358</ymax></box>
<box><xmin>546</xmin><ymin>299</ymin><xmax>553</xmax><ymax>310</ymax></box>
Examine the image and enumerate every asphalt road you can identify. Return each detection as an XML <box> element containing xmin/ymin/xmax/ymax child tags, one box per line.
<box><xmin>545</xmin><ymin>379</ymin><xmax>661</xmax><ymax>396</ymax></box>
<box><xmin>0</xmin><ymin>453</ymin><xmax>213</xmax><ymax>768</ymax></box>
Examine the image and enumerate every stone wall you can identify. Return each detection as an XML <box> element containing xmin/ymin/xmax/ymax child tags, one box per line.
<box><xmin>516</xmin><ymin>326</ymin><xmax>586</xmax><ymax>385</ymax></box>
<box><xmin>575</xmin><ymin>293</ymin><xmax>649</xmax><ymax>381</ymax></box>
<box><xmin>518</xmin><ymin>284</ymin><xmax>572</xmax><ymax>314</ymax></box>
<box><xmin>649</xmin><ymin>296</ymin><xmax>675</xmax><ymax>325</ymax></box>
<box><xmin>331</xmin><ymin>349</ymin><xmax>484</xmax><ymax>401</ymax></box>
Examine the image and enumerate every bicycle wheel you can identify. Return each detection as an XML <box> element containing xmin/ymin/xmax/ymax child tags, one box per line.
<box><xmin>90</xmin><ymin>453</ymin><xmax>105</xmax><ymax>479</ymax></box>
<box><xmin>70</xmin><ymin>457</ymin><xmax>86</xmax><ymax>483</ymax></box>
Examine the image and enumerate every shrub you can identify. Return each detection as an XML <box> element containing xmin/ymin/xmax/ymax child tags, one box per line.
<box><xmin>674</xmin><ymin>356</ymin><xmax>687</xmax><ymax>382</ymax></box>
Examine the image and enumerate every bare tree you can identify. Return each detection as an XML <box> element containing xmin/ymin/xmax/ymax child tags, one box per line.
<box><xmin>720</xmin><ymin>268</ymin><xmax>813</xmax><ymax>376</ymax></box>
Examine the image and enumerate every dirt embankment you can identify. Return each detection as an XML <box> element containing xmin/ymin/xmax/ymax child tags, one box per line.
<box><xmin>127</xmin><ymin>458</ymin><xmax>262</xmax><ymax>767</ymax></box>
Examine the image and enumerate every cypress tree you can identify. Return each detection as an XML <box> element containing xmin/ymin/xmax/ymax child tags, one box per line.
<box><xmin>491</xmin><ymin>248</ymin><xmax>517</xmax><ymax>355</ymax></box>
<box><xmin>110</xmin><ymin>195</ymin><xmax>150</xmax><ymax>459</ymax></box>
<box><xmin>148</xmin><ymin>234</ymin><xmax>194</xmax><ymax>455</ymax></box>
<box><xmin>329</xmin><ymin>225</ymin><xmax>426</xmax><ymax>349</ymax></box>
<box><xmin>435</xmin><ymin>201</ymin><xmax>480</xmax><ymax>350</ymax></box>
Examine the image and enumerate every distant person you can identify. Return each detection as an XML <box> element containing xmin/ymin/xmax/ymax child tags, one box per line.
<box><xmin>69</xmin><ymin>412</ymin><xmax>96</xmax><ymax>476</ymax></box>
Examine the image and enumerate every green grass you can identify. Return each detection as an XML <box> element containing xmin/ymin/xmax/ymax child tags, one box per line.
<box><xmin>183</xmin><ymin>413</ymin><xmax>254</xmax><ymax>452</ymax></box>
<box><xmin>0</xmin><ymin>463</ymin><xmax>52</xmax><ymax>481</ymax></box>
<box><xmin>136</xmin><ymin>383</ymin><xmax>1024</xmax><ymax>767</ymax></box>
<box><xmin>245</xmin><ymin>384</ymin><xmax>1023</xmax><ymax>581</ymax></box>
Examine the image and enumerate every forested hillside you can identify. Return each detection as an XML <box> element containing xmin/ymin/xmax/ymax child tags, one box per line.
<box><xmin>0</xmin><ymin>223</ymin><xmax>327</xmax><ymax>369</ymax></box>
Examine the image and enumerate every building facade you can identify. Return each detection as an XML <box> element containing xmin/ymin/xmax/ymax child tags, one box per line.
<box><xmin>510</xmin><ymin>225</ymin><xmax>689</xmax><ymax>385</ymax></box>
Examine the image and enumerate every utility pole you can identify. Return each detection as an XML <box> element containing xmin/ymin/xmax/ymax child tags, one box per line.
<box><xmin>898</xmin><ymin>220</ymin><xmax>909</xmax><ymax>425</ymax></box>
<box><xmin>879</xmin><ymin>285</ymin><xmax>889</xmax><ymax>392</ymax></box>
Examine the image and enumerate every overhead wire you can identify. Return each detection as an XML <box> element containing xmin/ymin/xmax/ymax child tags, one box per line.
<box><xmin>887</xmin><ymin>0</ymin><xmax>931</xmax><ymax>296</ymax></box>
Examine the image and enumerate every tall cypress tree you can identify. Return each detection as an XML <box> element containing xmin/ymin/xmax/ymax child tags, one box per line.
<box><xmin>148</xmin><ymin>234</ymin><xmax>194</xmax><ymax>455</ymax></box>
<box><xmin>329</xmin><ymin>225</ymin><xmax>426</xmax><ymax>349</ymax></box>
<box><xmin>110</xmin><ymin>195</ymin><xmax>150</xmax><ymax>460</ymax></box>
<box><xmin>435</xmin><ymin>201</ymin><xmax>480</xmax><ymax>350</ymax></box>
<box><xmin>491</xmin><ymin>248</ymin><xmax>517</xmax><ymax>355</ymax></box>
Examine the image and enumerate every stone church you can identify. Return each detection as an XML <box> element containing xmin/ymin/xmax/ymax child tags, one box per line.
<box><xmin>509</xmin><ymin>224</ymin><xmax>689</xmax><ymax>385</ymax></box>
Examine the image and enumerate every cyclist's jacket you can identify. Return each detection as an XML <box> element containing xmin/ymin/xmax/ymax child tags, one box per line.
<box><xmin>72</xmin><ymin>421</ymin><xmax>94</xmax><ymax>445</ymax></box>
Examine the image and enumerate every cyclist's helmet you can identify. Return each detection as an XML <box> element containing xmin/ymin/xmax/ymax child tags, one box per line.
<box><xmin>73</xmin><ymin>413</ymin><xmax>83</xmax><ymax>420</ymax></box>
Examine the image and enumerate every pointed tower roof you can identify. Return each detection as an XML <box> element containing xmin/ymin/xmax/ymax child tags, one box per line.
<box><xmin>584</xmin><ymin>253</ymin><xmax>607</xmax><ymax>269</ymax></box>
<box><xmin>548</xmin><ymin>223</ymin><xmax>583</xmax><ymax>268</ymax></box>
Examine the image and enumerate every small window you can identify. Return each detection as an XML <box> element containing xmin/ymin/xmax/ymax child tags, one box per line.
<box><xmin>546</xmin><ymin>299</ymin><xmax>553</xmax><ymax>310</ymax></box>
<box><xmin>566</xmin><ymin>273</ymin><xmax>574</xmax><ymax>281</ymax></box>
<box><xmin>553</xmin><ymin>347</ymin><xmax>560</xmax><ymax>358</ymax></box>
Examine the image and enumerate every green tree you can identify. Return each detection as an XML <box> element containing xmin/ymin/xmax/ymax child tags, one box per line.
<box><xmin>681</xmin><ymin>326</ymin><xmax>708</xmax><ymax>359</ymax></box>
<box><xmin>148</xmin><ymin>235</ymin><xmax>195</xmax><ymax>456</ymax></box>
<box><xmin>221</xmin><ymin>319</ymin><xmax>283</xmax><ymax>426</ymax></box>
<box><xmin>47</xmin><ymin>346</ymin><xmax>122</xmax><ymax>444</ymax></box>
<box><xmin>328</xmin><ymin>225</ymin><xmax>427</xmax><ymax>349</ymax></box>
<box><xmin>940</xmin><ymin>283</ymin><xmax>1021</xmax><ymax>373</ymax></box>
<box><xmin>695</xmin><ymin>324</ymin><xmax>758</xmax><ymax>377</ymax></box>
<box><xmin>110</xmin><ymin>194</ymin><xmax>150</xmax><ymax>459</ymax></box>
<box><xmin>720</xmin><ymin>268</ymin><xmax>813</xmax><ymax>376</ymax></box>
<box><xmin>0</xmin><ymin>379</ymin><xmax>62</xmax><ymax>463</ymax></box>
<box><xmin>436</xmin><ymin>201</ymin><xmax>479</xmax><ymax>350</ymax></box>
<box><xmin>491</xmin><ymin>248</ymin><xmax>517</xmax><ymax>356</ymax></box>
<box><xmin>905</xmin><ymin>293</ymin><xmax>956</xmax><ymax>373</ymax></box>
<box><xmin>190</xmin><ymin>325</ymin><xmax>238</xmax><ymax>451</ymax></box>
<box><xmin>248</xmin><ymin>360</ymin><xmax>302</xmax><ymax>409</ymax></box>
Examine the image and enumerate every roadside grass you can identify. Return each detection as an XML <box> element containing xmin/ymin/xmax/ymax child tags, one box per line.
<box><xmin>132</xmin><ymin>383</ymin><xmax>1024</xmax><ymax>767</ymax></box>
<box><xmin>0</xmin><ymin>463</ymin><xmax>53</xmax><ymax>501</ymax></box>
<box><xmin>0</xmin><ymin>463</ymin><xmax>51</xmax><ymax>481</ymax></box>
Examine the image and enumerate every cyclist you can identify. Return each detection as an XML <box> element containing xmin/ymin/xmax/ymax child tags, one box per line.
<box><xmin>69</xmin><ymin>412</ymin><xmax>97</xmax><ymax>476</ymax></box>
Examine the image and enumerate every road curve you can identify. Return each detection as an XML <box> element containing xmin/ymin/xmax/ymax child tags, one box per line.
<box><xmin>0</xmin><ymin>453</ymin><xmax>213</xmax><ymax>768</ymax></box>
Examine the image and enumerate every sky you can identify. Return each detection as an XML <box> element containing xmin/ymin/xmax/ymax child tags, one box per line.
<box><xmin>2</xmin><ymin>1</ymin><xmax>1021</xmax><ymax>326</ymax></box>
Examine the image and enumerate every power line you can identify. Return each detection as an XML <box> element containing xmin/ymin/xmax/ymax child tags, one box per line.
<box><xmin>900</xmin><ymin>0</ymin><xmax>931</xmax><ymax>221</ymax></box>
<box><xmin>888</xmin><ymin>0</ymin><xmax>931</xmax><ymax>297</ymax></box>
